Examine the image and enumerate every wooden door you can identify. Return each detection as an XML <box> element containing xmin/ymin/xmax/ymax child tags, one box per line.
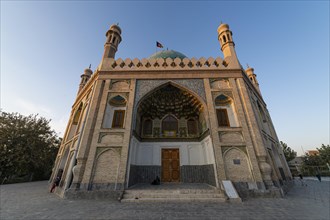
<box><xmin>161</xmin><ymin>149</ymin><xmax>180</xmax><ymax>182</ymax></box>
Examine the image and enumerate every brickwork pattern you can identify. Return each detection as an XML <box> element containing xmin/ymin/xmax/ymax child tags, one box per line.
<box><xmin>92</xmin><ymin>148</ymin><xmax>121</xmax><ymax>184</ymax></box>
<box><xmin>223</xmin><ymin>148</ymin><xmax>253</xmax><ymax>182</ymax></box>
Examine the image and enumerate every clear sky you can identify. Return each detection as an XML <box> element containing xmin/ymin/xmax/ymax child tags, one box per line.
<box><xmin>1</xmin><ymin>1</ymin><xmax>329</xmax><ymax>156</ymax></box>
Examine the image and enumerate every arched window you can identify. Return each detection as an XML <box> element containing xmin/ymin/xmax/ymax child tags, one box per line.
<box><xmin>112</xmin><ymin>110</ymin><xmax>125</xmax><ymax>128</ymax></box>
<box><xmin>73</xmin><ymin>105</ymin><xmax>83</xmax><ymax>125</ymax></box>
<box><xmin>109</xmin><ymin>95</ymin><xmax>126</xmax><ymax>106</ymax></box>
<box><xmin>216</xmin><ymin>109</ymin><xmax>230</xmax><ymax>127</ymax></box>
<box><xmin>67</xmin><ymin>103</ymin><xmax>84</xmax><ymax>140</ymax></box>
<box><xmin>223</xmin><ymin>35</ymin><xmax>227</xmax><ymax>43</ymax></box>
<box><xmin>143</xmin><ymin>119</ymin><xmax>153</xmax><ymax>136</ymax></box>
<box><xmin>258</xmin><ymin>103</ymin><xmax>267</xmax><ymax>123</ymax></box>
<box><xmin>215</xmin><ymin>94</ymin><xmax>231</xmax><ymax>106</ymax></box>
<box><xmin>187</xmin><ymin>118</ymin><xmax>198</xmax><ymax>135</ymax></box>
<box><xmin>162</xmin><ymin>115</ymin><xmax>178</xmax><ymax>137</ymax></box>
<box><xmin>103</xmin><ymin>95</ymin><xmax>127</xmax><ymax>128</ymax></box>
<box><xmin>215</xmin><ymin>95</ymin><xmax>231</xmax><ymax>127</ymax></box>
<box><xmin>111</xmin><ymin>96</ymin><xmax>126</xmax><ymax>128</ymax></box>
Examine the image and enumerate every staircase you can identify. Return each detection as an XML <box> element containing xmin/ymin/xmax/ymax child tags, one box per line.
<box><xmin>121</xmin><ymin>183</ymin><xmax>227</xmax><ymax>202</ymax></box>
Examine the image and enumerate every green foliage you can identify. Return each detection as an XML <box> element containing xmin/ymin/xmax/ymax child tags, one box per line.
<box><xmin>301</xmin><ymin>144</ymin><xmax>330</xmax><ymax>176</ymax></box>
<box><xmin>317</xmin><ymin>144</ymin><xmax>330</xmax><ymax>164</ymax></box>
<box><xmin>303</xmin><ymin>144</ymin><xmax>330</xmax><ymax>167</ymax></box>
<box><xmin>0</xmin><ymin>111</ymin><xmax>61</xmax><ymax>183</ymax></box>
<box><xmin>280</xmin><ymin>141</ymin><xmax>297</xmax><ymax>162</ymax></box>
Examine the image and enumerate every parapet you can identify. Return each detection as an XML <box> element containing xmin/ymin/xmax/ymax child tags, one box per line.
<box><xmin>99</xmin><ymin>57</ymin><xmax>229</xmax><ymax>71</ymax></box>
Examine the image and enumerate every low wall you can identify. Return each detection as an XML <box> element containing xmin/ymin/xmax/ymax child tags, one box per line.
<box><xmin>128</xmin><ymin>164</ymin><xmax>216</xmax><ymax>186</ymax></box>
<box><xmin>180</xmin><ymin>165</ymin><xmax>216</xmax><ymax>186</ymax></box>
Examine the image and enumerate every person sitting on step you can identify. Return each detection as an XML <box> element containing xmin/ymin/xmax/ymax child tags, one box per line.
<box><xmin>151</xmin><ymin>176</ymin><xmax>160</xmax><ymax>185</ymax></box>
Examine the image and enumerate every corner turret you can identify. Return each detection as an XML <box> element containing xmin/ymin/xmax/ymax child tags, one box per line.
<box><xmin>78</xmin><ymin>66</ymin><xmax>93</xmax><ymax>94</ymax></box>
<box><xmin>102</xmin><ymin>24</ymin><xmax>122</xmax><ymax>59</ymax></box>
<box><xmin>245</xmin><ymin>66</ymin><xmax>261</xmax><ymax>95</ymax></box>
<box><xmin>217</xmin><ymin>23</ymin><xmax>240</xmax><ymax>67</ymax></box>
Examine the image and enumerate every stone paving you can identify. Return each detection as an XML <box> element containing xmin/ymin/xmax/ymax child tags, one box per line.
<box><xmin>1</xmin><ymin>178</ymin><xmax>329</xmax><ymax>220</ymax></box>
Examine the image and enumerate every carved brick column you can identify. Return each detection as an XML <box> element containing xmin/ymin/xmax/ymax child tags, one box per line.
<box><xmin>235</xmin><ymin>78</ymin><xmax>274</xmax><ymax>189</ymax></box>
<box><xmin>204</xmin><ymin>78</ymin><xmax>226</xmax><ymax>187</ymax></box>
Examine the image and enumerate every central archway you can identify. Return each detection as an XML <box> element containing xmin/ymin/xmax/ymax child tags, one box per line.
<box><xmin>127</xmin><ymin>82</ymin><xmax>217</xmax><ymax>187</ymax></box>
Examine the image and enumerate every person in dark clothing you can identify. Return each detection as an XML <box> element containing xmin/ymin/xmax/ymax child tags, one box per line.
<box><xmin>50</xmin><ymin>169</ymin><xmax>63</xmax><ymax>193</ymax></box>
<box><xmin>151</xmin><ymin>176</ymin><xmax>160</xmax><ymax>185</ymax></box>
<box><xmin>316</xmin><ymin>173</ymin><xmax>322</xmax><ymax>182</ymax></box>
<box><xmin>298</xmin><ymin>173</ymin><xmax>307</xmax><ymax>186</ymax></box>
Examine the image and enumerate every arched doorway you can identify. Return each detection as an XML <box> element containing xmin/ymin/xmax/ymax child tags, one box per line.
<box><xmin>128</xmin><ymin>83</ymin><xmax>217</xmax><ymax>187</ymax></box>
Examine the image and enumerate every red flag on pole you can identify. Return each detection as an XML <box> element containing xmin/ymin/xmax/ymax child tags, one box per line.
<box><xmin>156</xmin><ymin>41</ymin><xmax>164</xmax><ymax>48</ymax></box>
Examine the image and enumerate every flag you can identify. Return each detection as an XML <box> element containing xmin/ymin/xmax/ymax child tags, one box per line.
<box><xmin>156</xmin><ymin>41</ymin><xmax>164</xmax><ymax>48</ymax></box>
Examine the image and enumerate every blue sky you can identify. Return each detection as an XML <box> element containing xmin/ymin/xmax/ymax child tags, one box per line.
<box><xmin>1</xmin><ymin>1</ymin><xmax>329</xmax><ymax>155</ymax></box>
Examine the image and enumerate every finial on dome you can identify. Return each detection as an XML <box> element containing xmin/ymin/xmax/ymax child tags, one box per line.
<box><xmin>247</xmin><ymin>63</ymin><xmax>250</xmax><ymax>68</ymax></box>
<box><xmin>89</xmin><ymin>64</ymin><xmax>91</xmax><ymax>69</ymax></box>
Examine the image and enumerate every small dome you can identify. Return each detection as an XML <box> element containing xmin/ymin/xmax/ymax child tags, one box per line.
<box><xmin>149</xmin><ymin>50</ymin><xmax>187</xmax><ymax>59</ymax></box>
<box><xmin>217</xmin><ymin>23</ymin><xmax>230</xmax><ymax>34</ymax></box>
<box><xmin>84</xmin><ymin>68</ymin><xmax>93</xmax><ymax>75</ymax></box>
<box><xmin>109</xmin><ymin>24</ymin><xmax>121</xmax><ymax>34</ymax></box>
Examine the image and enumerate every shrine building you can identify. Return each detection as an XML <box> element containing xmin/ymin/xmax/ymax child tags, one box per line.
<box><xmin>50</xmin><ymin>23</ymin><xmax>292</xmax><ymax>201</ymax></box>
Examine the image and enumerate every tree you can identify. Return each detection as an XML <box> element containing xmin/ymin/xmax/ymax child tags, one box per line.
<box><xmin>301</xmin><ymin>144</ymin><xmax>330</xmax><ymax>176</ymax></box>
<box><xmin>281</xmin><ymin>141</ymin><xmax>297</xmax><ymax>162</ymax></box>
<box><xmin>0</xmin><ymin>111</ymin><xmax>61</xmax><ymax>183</ymax></box>
<box><xmin>303</xmin><ymin>144</ymin><xmax>330</xmax><ymax>167</ymax></box>
<box><xmin>317</xmin><ymin>144</ymin><xmax>330</xmax><ymax>165</ymax></box>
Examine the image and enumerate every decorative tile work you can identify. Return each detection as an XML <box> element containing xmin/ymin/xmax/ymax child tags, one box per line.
<box><xmin>132</xmin><ymin>79</ymin><xmax>206</xmax><ymax>128</ymax></box>
<box><xmin>180</xmin><ymin>164</ymin><xmax>216</xmax><ymax>186</ymax></box>
<box><xmin>128</xmin><ymin>165</ymin><xmax>161</xmax><ymax>186</ymax></box>
<box><xmin>129</xmin><ymin>164</ymin><xmax>216</xmax><ymax>187</ymax></box>
<box><xmin>135</xmin><ymin>79</ymin><xmax>206</xmax><ymax>105</ymax></box>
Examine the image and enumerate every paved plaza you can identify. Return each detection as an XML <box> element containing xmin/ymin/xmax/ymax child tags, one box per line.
<box><xmin>1</xmin><ymin>178</ymin><xmax>329</xmax><ymax>220</ymax></box>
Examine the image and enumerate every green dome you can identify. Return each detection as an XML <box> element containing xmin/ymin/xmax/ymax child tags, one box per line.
<box><xmin>149</xmin><ymin>50</ymin><xmax>187</xmax><ymax>59</ymax></box>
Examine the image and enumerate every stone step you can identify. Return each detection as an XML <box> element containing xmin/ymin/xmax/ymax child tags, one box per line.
<box><xmin>121</xmin><ymin>183</ymin><xmax>228</xmax><ymax>203</ymax></box>
<box><xmin>121</xmin><ymin>197</ymin><xmax>227</xmax><ymax>203</ymax></box>
<box><xmin>123</xmin><ymin>189</ymin><xmax>223</xmax><ymax>194</ymax></box>
<box><xmin>123</xmin><ymin>192</ymin><xmax>225</xmax><ymax>199</ymax></box>
<box><xmin>121</xmin><ymin>188</ymin><xmax>227</xmax><ymax>202</ymax></box>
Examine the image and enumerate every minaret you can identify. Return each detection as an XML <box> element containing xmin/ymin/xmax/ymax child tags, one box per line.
<box><xmin>245</xmin><ymin>66</ymin><xmax>261</xmax><ymax>95</ymax></box>
<box><xmin>102</xmin><ymin>24</ymin><xmax>122</xmax><ymax>59</ymax></box>
<box><xmin>217</xmin><ymin>23</ymin><xmax>240</xmax><ymax>67</ymax></box>
<box><xmin>78</xmin><ymin>67</ymin><xmax>93</xmax><ymax>94</ymax></box>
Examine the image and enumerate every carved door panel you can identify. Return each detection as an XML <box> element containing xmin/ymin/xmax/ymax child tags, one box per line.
<box><xmin>161</xmin><ymin>149</ymin><xmax>180</xmax><ymax>182</ymax></box>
